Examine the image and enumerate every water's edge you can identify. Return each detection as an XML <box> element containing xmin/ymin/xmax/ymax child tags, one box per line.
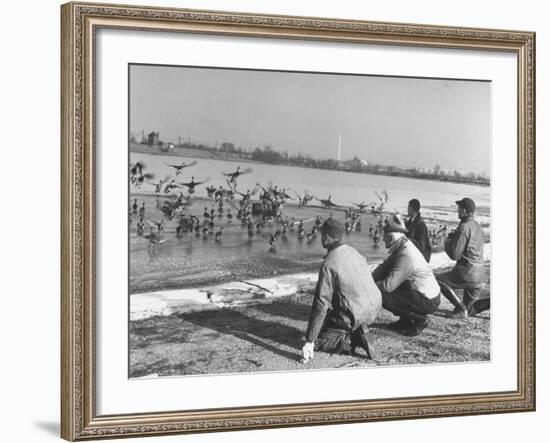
<box><xmin>130</xmin><ymin>243</ymin><xmax>491</xmax><ymax>321</ymax></box>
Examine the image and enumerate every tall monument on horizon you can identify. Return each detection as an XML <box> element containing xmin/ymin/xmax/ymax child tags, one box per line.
<box><xmin>337</xmin><ymin>132</ymin><xmax>342</xmax><ymax>161</ymax></box>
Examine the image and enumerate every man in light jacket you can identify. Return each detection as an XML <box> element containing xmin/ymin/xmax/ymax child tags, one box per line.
<box><xmin>302</xmin><ymin>219</ymin><xmax>382</xmax><ymax>363</ymax></box>
<box><xmin>438</xmin><ymin>197</ymin><xmax>487</xmax><ymax>319</ymax></box>
<box><xmin>372</xmin><ymin>214</ymin><xmax>441</xmax><ymax>336</ymax></box>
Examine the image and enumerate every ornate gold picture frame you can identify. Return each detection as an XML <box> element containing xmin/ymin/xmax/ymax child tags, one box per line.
<box><xmin>61</xmin><ymin>2</ymin><xmax>535</xmax><ymax>440</ymax></box>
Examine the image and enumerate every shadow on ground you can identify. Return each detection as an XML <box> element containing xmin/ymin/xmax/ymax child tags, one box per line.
<box><xmin>130</xmin><ymin>273</ymin><xmax>491</xmax><ymax>377</ymax></box>
<box><xmin>178</xmin><ymin>308</ymin><xmax>303</xmax><ymax>361</ymax></box>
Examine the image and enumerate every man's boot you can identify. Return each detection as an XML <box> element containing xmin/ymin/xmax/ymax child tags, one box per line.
<box><xmin>461</xmin><ymin>293</ymin><xmax>478</xmax><ymax>317</ymax></box>
<box><xmin>351</xmin><ymin>326</ymin><xmax>376</xmax><ymax>360</ymax></box>
<box><xmin>403</xmin><ymin>316</ymin><xmax>430</xmax><ymax>337</ymax></box>
<box><xmin>439</xmin><ymin>282</ymin><xmax>467</xmax><ymax>318</ymax></box>
<box><xmin>470</xmin><ymin>298</ymin><xmax>490</xmax><ymax>316</ymax></box>
<box><xmin>339</xmin><ymin>333</ymin><xmax>353</xmax><ymax>355</ymax></box>
<box><xmin>387</xmin><ymin>316</ymin><xmax>412</xmax><ymax>331</ymax></box>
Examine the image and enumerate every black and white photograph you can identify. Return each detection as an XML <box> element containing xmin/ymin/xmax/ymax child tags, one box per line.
<box><xmin>128</xmin><ymin>63</ymin><xmax>491</xmax><ymax>378</ymax></box>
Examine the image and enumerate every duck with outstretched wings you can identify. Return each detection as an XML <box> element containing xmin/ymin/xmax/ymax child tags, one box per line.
<box><xmin>129</xmin><ymin>161</ymin><xmax>154</xmax><ymax>187</ymax></box>
<box><xmin>353</xmin><ymin>201</ymin><xmax>375</xmax><ymax>213</ymax></box>
<box><xmin>178</xmin><ymin>176</ymin><xmax>208</xmax><ymax>194</ymax></box>
<box><xmin>165</xmin><ymin>160</ymin><xmax>197</xmax><ymax>175</ymax></box>
<box><xmin>223</xmin><ymin>166</ymin><xmax>252</xmax><ymax>186</ymax></box>
<box><xmin>316</xmin><ymin>195</ymin><xmax>339</xmax><ymax>208</ymax></box>
<box><xmin>373</xmin><ymin>189</ymin><xmax>389</xmax><ymax>211</ymax></box>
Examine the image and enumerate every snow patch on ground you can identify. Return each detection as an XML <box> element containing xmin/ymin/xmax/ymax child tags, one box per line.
<box><xmin>130</xmin><ymin>289</ymin><xmax>209</xmax><ymax>321</ymax></box>
<box><xmin>130</xmin><ymin>243</ymin><xmax>491</xmax><ymax>320</ymax></box>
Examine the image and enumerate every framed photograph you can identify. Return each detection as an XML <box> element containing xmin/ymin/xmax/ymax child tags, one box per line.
<box><xmin>61</xmin><ymin>1</ymin><xmax>536</xmax><ymax>440</ymax></box>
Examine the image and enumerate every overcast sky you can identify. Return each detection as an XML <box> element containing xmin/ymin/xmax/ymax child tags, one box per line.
<box><xmin>130</xmin><ymin>64</ymin><xmax>491</xmax><ymax>174</ymax></box>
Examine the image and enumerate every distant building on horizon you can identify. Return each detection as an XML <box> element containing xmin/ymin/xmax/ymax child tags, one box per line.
<box><xmin>147</xmin><ymin>131</ymin><xmax>160</xmax><ymax>146</ymax></box>
<box><xmin>159</xmin><ymin>142</ymin><xmax>175</xmax><ymax>153</ymax></box>
<box><xmin>342</xmin><ymin>156</ymin><xmax>369</xmax><ymax>171</ymax></box>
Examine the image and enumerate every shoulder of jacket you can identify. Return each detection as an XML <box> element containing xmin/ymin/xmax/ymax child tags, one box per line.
<box><xmin>324</xmin><ymin>245</ymin><xmax>347</xmax><ymax>264</ymax></box>
<box><xmin>401</xmin><ymin>241</ymin><xmax>417</xmax><ymax>255</ymax></box>
<box><xmin>472</xmin><ymin>218</ymin><xmax>483</xmax><ymax>229</ymax></box>
<box><xmin>319</xmin><ymin>260</ymin><xmax>333</xmax><ymax>275</ymax></box>
<box><xmin>464</xmin><ymin>219</ymin><xmax>478</xmax><ymax>230</ymax></box>
<box><xmin>456</xmin><ymin>220</ymin><xmax>468</xmax><ymax>232</ymax></box>
<box><xmin>393</xmin><ymin>241</ymin><xmax>411</xmax><ymax>257</ymax></box>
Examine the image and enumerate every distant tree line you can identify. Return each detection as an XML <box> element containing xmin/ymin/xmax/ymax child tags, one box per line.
<box><xmin>246</xmin><ymin>146</ymin><xmax>489</xmax><ymax>186</ymax></box>
<box><xmin>134</xmin><ymin>138</ymin><xmax>489</xmax><ymax>186</ymax></box>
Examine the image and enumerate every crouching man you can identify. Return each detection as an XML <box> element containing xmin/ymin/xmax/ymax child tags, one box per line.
<box><xmin>372</xmin><ymin>214</ymin><xmax>441</xmax><ymax>336</ymax></box>
<box><xmin>302</xmin><ymin>219</ymin><xmax>381</xmax><ymax>363</ymax></box>
<box><xmin>438</xmin><ymin>197</ymin><xmax>487</xmax><ymax>319</ymax></box>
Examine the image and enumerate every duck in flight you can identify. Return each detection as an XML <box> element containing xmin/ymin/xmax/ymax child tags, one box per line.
<box><xmin>292</xmin><ymin>189</ymin><xmax>314</xmax><ymax>207</ymax></box>
<box><xmin>178</xmin><ymin>176</ymin><xmax>207</xmax><ymax>194</ymax></box>
<box><xmin>317</xmin><ymin>195</ymin><xmax>339</xmax><ymax>208</ymax></box>
<box><xmin>165</xmin><ymin>160</ymin><xmax>197</xmax><ymax>176</ymax></box>
<box><xmin>353</xmin><ymin>201</ymin><xmax>371</xmax><ymax>213</ymax></box>
<box><xmin>130</xmin><ymin>162</ymin><xmax>154</xmax><ymax>188</ymax></box>
<box><xmin>223</xmin><ymin>166</ymin><xmax>252</xmax><ymax>186</ymax></box>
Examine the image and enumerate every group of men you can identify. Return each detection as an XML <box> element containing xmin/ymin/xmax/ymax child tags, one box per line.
<box><xmin>302</xmin><ymin>197</ymin><xmax>488</xmax><ymax>363</ymax></box>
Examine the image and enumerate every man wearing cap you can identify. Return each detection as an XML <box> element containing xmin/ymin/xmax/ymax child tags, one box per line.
<box><xmin>406</xmin><ymin>198</ymin><xmax>432</xmax><ymax>262</ymax></box>
<box><xmin>302</xmin><ymin>218</ymin><xmax>382</xmax><ymax>363</ymax></box>
<box><xmin>372</xmin><ymin>214</ymin><xmax>441</xmax><ymax>336</ymax></box>
<box><xmin>438</xmin><ymin>197</ymin><xmax>486</xmax><ymax>319</ymax></box>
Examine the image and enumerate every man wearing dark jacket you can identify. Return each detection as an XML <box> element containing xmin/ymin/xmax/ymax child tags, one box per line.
<box><xmin>438</xmin><ymin>197</ymin><xmax>487</xmax><ymax>319</ymax></box>
<box><xmin>405</xmin><ymin>198</ymin><xmax>432</xmax><ymax>262</ymax></box>
<box><xmin>302</xmin><ymin>219</ymin><xmax>382</xmax><ymax>362</ymax></box>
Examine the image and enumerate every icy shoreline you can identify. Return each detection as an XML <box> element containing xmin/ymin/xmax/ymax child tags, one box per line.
<box><xmin>130</xmin><ymin>243</ymin><xmax>491</xmax><ymax>321</ymax></box>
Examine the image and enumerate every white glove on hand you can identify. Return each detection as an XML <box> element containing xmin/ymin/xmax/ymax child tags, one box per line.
<box><xmin>302</xmin><ymin>342</ymin><xmax>314</xmax><ymax>363</ymax></box>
